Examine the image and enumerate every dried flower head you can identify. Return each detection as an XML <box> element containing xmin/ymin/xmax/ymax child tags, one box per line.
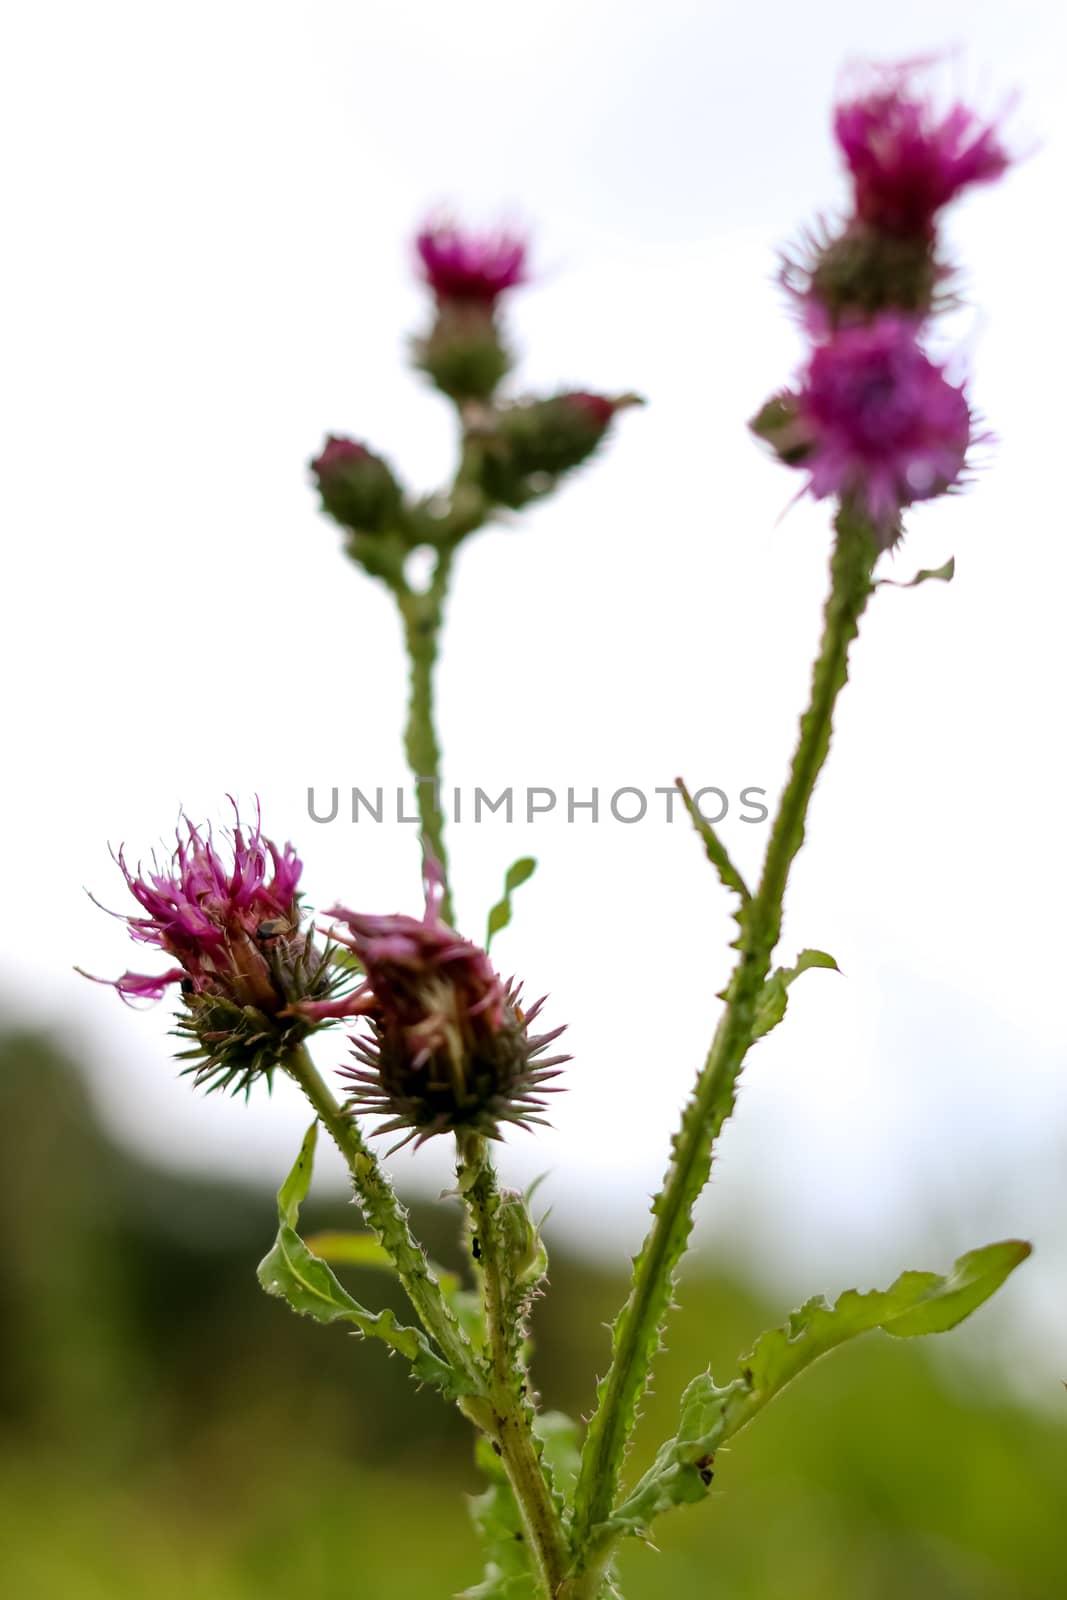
<box><xmin>299</xmin><ymin>859</ymin><xmax>567</xmax><ymax>1150</ymax></box>
<box><xmin>81</xmin><ymin>804</ymin><xmax>348</xmax><ymax>1094</ymax></box>
<box><xmin>750</xmin><ymin>316</ymin><xmax>974</xmax><ymax>543</ymax></box>
<box><xmin>834</xmin><ymin>62</ymin><xmax>1010</xmax><ymax>239</ymax></box>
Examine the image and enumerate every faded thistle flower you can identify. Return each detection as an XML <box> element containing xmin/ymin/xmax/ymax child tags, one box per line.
<box><xmin>413</xmin><ymin>219</ymin><xmax>529</xmax><ymax>403</ymax></box>
<box><xmin>296</xmin><ymin>859</ymin><xmax>568</xmax><ymax>1150</ymax></box>
<box><xmin>750</xmin><ymin>315</ymin><xmax>973</xmax><ymax>544</ymax></box>
<box><xmin>82</xmin><ymin>805</ymin><xmax>349</xmax><ymax>1094</ymax></box>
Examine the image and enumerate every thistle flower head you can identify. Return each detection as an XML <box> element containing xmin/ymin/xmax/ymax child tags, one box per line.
<box><xmin>834</xmin><ymin>62</ymin><xmax>1010</xmax><ymax>239</ymax></box>
<box><xmin>751</xmin><ymin>316</ymin><xmax>974</xmax><ymax>543</ymax></box>
<box><xmin>82</xmin><ymin>804</ymin><xmax>348</xmax><ymax>1093</ymax></box>
<box><xmin>301</xmin><ymin>859</ymin><xmax>567</xmax><ymax>1150</ymax></box>
<box><xmin>415</xmin><ymin>220</ymin><xmax>528</xmax><ymax>304</ymax></box>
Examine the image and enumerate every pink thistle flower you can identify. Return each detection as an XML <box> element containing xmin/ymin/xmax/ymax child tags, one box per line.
<box><xmin>834</xmin><ymin>62</ymin><xmax>1010</xmax><ymax>239</ymax></box>
<box><xmin>299</xmin><ymin>858</ymin><xmax>568</xmax><ymax>1149</ymax></box>
<box><xmin>415</xmin><ymin>220</ymin><xmax>528</xmax><ymax>304</ymax></box>
<box><xmin>81</xmin><ymin>804</ymin><xmax>348</xmax><ymax>1093</ymax></box>
<box><xmin>751</xmin><ymin>316</ymin><xmax>974</xmax><ymax>542</ymax></box>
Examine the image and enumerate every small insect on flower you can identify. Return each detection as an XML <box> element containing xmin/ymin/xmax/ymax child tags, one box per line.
<box><xmin>80</xmin><ymin>802</ymin><xmax>353</xmax><ymax>1095</ymax></box>
<box><xmin>295</xmin><ymin>858</ymin><xmax>568</xmax><ymax>1151</ymax></box>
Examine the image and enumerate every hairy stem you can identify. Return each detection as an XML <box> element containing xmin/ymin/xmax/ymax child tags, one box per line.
<box><xmin>567</xmin><ymin>511</ymin><xmax>878</xmax><ymax>1590</ymax></box>
<box><xmin>283</xmin><ymin>1041</ymin><xmax>481</xmax><ymax>1392</ymax></box>
<box><xmin>459</xmin><ymin>1132</ymin><xmax>570</xmax><ymax>1599</ymax></box>
<box><xmin>398</xmin><ymin>547</ymin><xmax>456</xmax><ymax>925</ymax></box>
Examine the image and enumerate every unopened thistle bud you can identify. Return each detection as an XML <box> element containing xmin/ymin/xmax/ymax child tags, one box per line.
<box><xmin>478</xmin><ymin>391</ymin><xmax>639</xmax><ymax>508</ymax></box>
<box><xmin>412</xmin><ymin>219</ymin><xmax>528</xmax><ymax>403</ymax></box>
<box><xmin>81</xmin><ymin>806</ymin><xmax>351</xmax><ymax>1094</ymax></box>
<box><xmin>310</xmin><ymin>435</ymin><xmax>403</xmax><ymax>533</ymax></box>
<box><xmin>295</xmin><ymin>859</ymin><xmax>568</xmax><ymax>1150</ymax></box>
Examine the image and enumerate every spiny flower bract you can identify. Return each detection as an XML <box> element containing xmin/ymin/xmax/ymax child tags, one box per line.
<box><xmin>299</xmin><ymin>858</ymin><xmax>568</xmax><ymax>1150</ymax></box>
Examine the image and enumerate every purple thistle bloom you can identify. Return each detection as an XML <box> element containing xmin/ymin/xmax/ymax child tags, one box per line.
<box><xmin>82</xmin><ymin>804</ymin><xmax>346</xmax><ymax>1094</ymax></box>
<box><xmin>88</xmin><ymin>805</ymin><xmax>302</xmax><ymax>1009</ymax></box>
<box><xmin>415</xmin><ymin>220</ymin><xmax>528</xmax><ymax>304</ymax></box>
<box><xmin>299</xmin><ymin>859</ymin><xmax>567</xmax><ymax>1149</ymax></box>
<box><xmin>754</xmin><ymin>317</ymin><xmax>974</xmax><ymax>541</ymax></box>
<box><xmin>834</xmin><ymin>62</ymin><xmax>1010</xmax><ymax>239</ymax></box>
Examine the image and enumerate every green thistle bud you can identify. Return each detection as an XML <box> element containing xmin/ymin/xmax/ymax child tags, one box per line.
<box><xmin>478</xmin><ymin>391</ymin><xmax>640</xmax><ymax>509</ymax></box>
<box><xmin>310</xmin><ymin>436</ymin><xmax>403</xmax><ymax>533</ymax></box>
<box><xmin>413</xmin><ymin>300</ymin><xmax>513</xmax><ymax>403</ymax></box>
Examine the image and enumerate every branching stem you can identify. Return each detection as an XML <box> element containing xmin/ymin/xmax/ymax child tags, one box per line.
<box><xmin>567</xmin><ymin>512</ymin><xmax>879</xmax><ymax>1594</ymax></box>
<box><xmin>283</xmin><ymin>1041</ymin><xmax>481</xmax><ymax>1393</ymax></box>
<box><xmin>459</xmin><ymin>1132</ymin><xmax>570</xmax><ymax>1599</ymax></box>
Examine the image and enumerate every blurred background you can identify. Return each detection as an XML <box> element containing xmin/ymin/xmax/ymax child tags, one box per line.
<box><xmin>2</xmin><ymin>1</ymin><xmax>1065</xmax><ymax>1594</ymax></box>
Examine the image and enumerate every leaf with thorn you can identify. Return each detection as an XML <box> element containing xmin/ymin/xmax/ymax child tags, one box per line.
<box><xmin>878</xmin><ymin>556</ymin><xmax>955</xmax><ymax>589</ymax></box>
<box><xmin>751</xmin><ymin>948</ymin><xmax>839</xmax><ymax>1042</ymax></box>
<box><xmin>257</xmin><ymin>1123</ymin><xmax>471</xmax><ymax>1397</ymax></box>
<box><xmin>677</xmin><ymin>779</ymin><xmax>750</xmax><ymax>902</ymax></box>
<box><xmin>600</xmin><ymin>1240</ymin><xmax>1031</xmax><ymax>1542</ymax></box>
<box><xmin>487</xmin><ymin>857</ymin><xmax>538</xmax><ymax>949</ymax></box>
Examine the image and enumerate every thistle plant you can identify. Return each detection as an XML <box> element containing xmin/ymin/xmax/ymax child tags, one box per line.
<box><xmin>83</xmin><ymin>60</ymin><xmax>1030</xmax><ymax>1600</ymax></box>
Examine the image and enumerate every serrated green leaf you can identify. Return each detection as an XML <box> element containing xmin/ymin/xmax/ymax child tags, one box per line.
<box><xmin>258</xmin><ymin>1124</ymin><xmax>466</xmax><ymax>1396</ymax></box>
<box><xmin>278</xmin><ymin>1120</ymin><xmax>318</xmax><ymax>1227</ymax></box>
<box><xmin>751</xmin><ymin>947</ymin><xmax>839</xmax><ymax>1042</ymax></box>
<box><xmin>535</xmin><ymin>1411</ymin><xmax>581</xmax><ymax>1505</ymax></box>
<box><xmin>677</xmin><ymin>778</ymin><xmax>750</xmax><ymax>902</ymax></box>
<box><xmin>486</xmin><ymin>857</ymin><xmax>537</xmax><ymax>949</ymax></box>
<box><xmin>431</xmin><ymin>1261</ymin><xmax>484</xmax><ymax>1349</ymax></box>
<box><xmin>879</xmin><ymin>556</ymin><xmax>956</xmax><ymax>590</ymax></box>
<box><xmin>302</xmin><ymin>1230</ymin><xmax>395</xmax><ymax>1269</ymax></box>
<box><xmin>604</xmin><ymin>1239</ymin><xmax>1031</xmax><ymax>1542</ymax></box>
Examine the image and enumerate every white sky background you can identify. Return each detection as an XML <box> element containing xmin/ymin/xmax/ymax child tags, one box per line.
<box><xmin>2</xmin><ymin>1</ymin><xmax>1065</xmax><ymax>1387</ymax></box>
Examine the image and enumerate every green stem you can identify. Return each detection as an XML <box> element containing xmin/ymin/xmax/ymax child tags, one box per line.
<box><xmin>459</xmin><ymin>1133</ymin><xmax>570</xmax><ymax>1600</ymax></box>
<box><xmin>283</xmin><ymin>1041</ymin><xmax>481</xmax><ymax>1393</ymax></box>
<box><xmin>398</xmin><ymin>547</ymin><xmax>456</xmax><ymax>925</ymax></box>
<box><xmin>567</xmin><ymin>512</ymin><xmax>878</xmax><ymax>1591</ymax></box>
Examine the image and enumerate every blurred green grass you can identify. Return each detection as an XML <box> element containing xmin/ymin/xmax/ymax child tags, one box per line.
<box><xmin>2</xmin><ymin>1029</ymin><xmax>1064</xmax><ymax>1599</ymax></box>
